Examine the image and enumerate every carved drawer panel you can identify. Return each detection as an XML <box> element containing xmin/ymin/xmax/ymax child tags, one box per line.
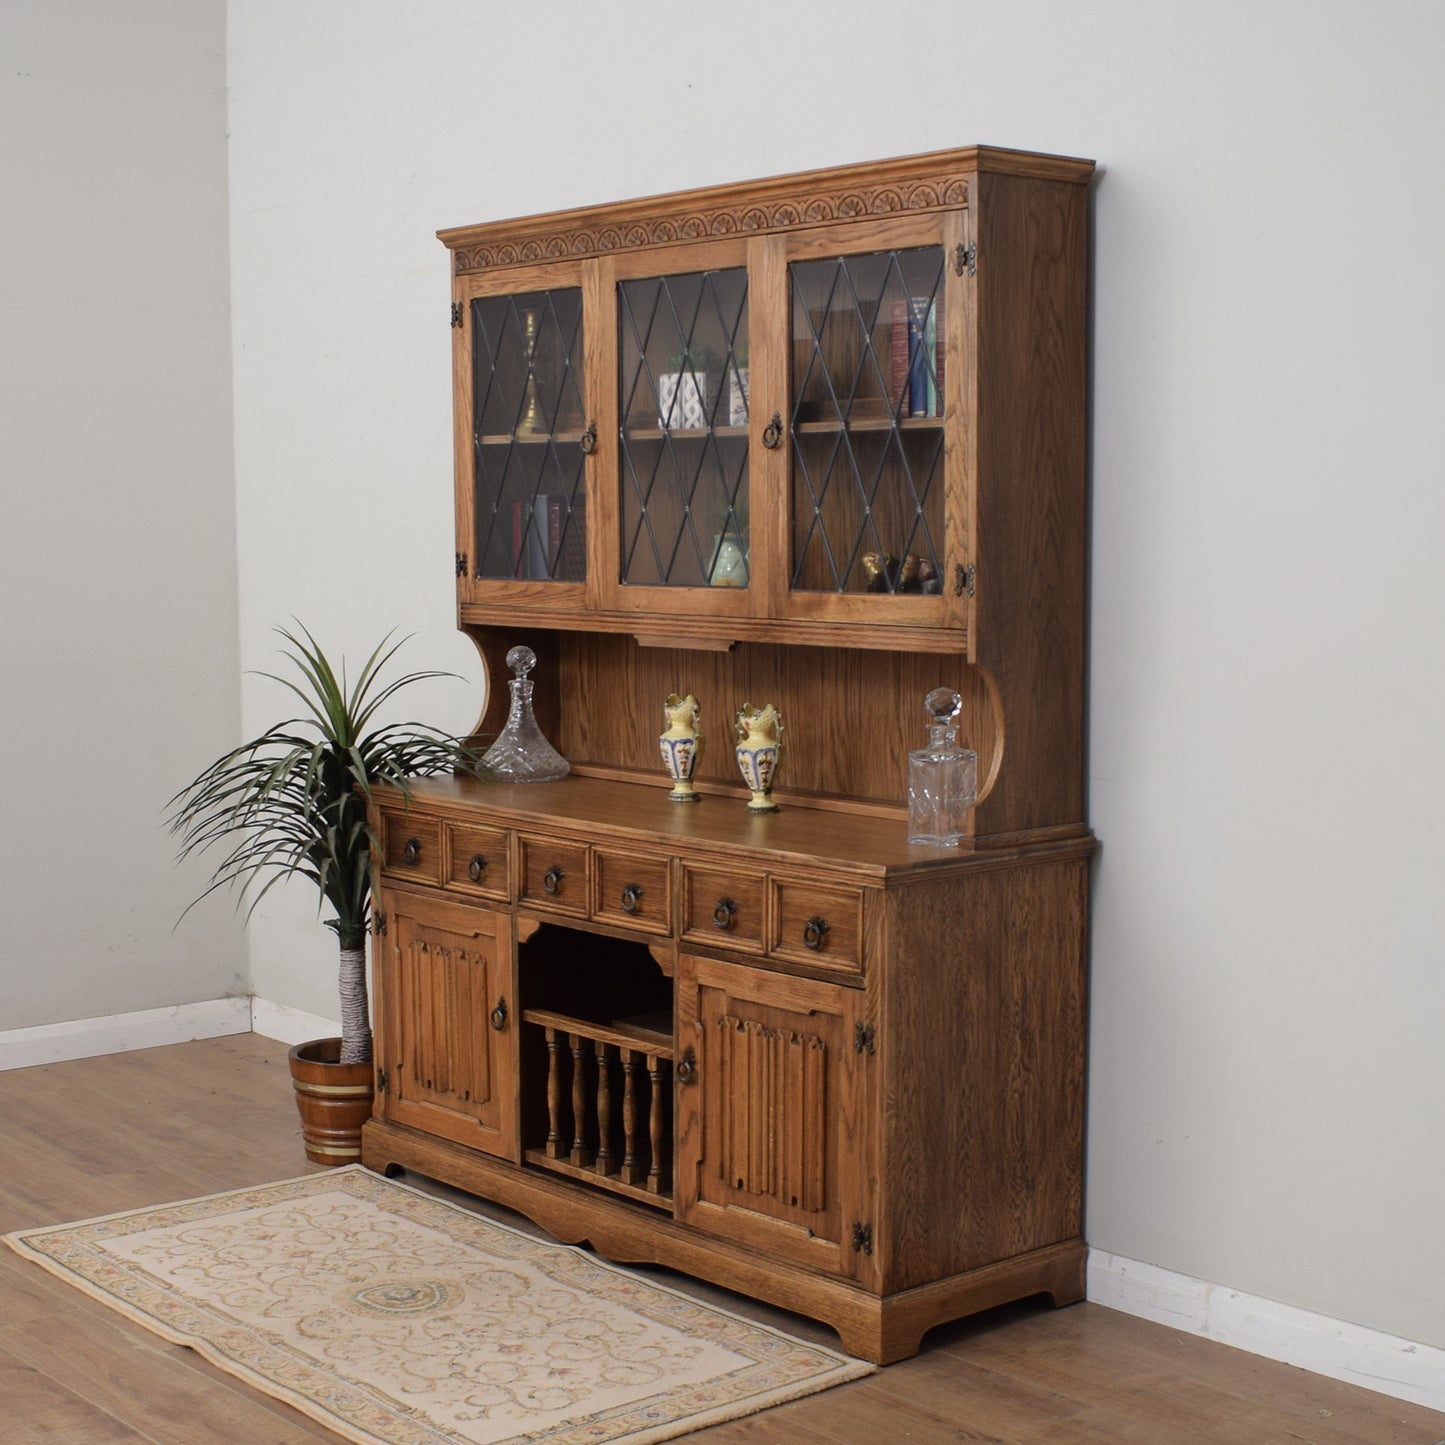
<box><xmin>377</xmin><ymin>810</ymin><xmax>444</xmax><ymax>885</ymax></box>
<box><xmin>516</xmin><ymin>833</ymin><xmax>589</xmax><ymax>916</ymax></box>
<box><xmin>680</xmin><ymin>865</ymin><xmax>766</xmax><ymax>954</ymax></box>
<box><xmin>592</xmin><ymin>847</ymin><xmax>672</xmax><ymax>936</ymax></box>
<box><xmin>768</xmin><ymin>880</ymin><xmax>866</xmax><ymax>976</ymax></box>
<box><xmin>444</xmin><ymin>823</ymin><xmax>511</xmax><ymax>901</ymax></box>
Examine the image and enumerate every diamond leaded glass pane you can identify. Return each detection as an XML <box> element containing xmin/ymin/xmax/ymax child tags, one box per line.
<box><xmin>789</xmin><ymin>247</ymin><xmax>946</xmax><ymax>595</ymax></box>
<box><xmin>617</xmin><ymin>268</ymin><xmax>749</xmax><ymax>589</ymax></box>
<box><xmin>471</xmin><ymin>288</ymin><xmax>586</xmax><ymax>581</ymax></box>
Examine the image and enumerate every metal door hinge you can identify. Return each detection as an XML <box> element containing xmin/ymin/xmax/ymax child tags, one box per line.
<box><xmin>854</xmin><ymin>1023</ymin><xmax>876</xmax><ymax>1056</ymax></box>
<box><xmin>376</xmin><ymin>1066</ymin><xmax>390</xmax><ymax>1094</ymax></box>
<box><xmin>954</xmin><ymin>562</ymin><xmax>976</xmax><ymax>598</ymax></box>
<box><xmin>372</xmin><ymin>910</ymin><xmax>387</xmax><ymax>937</ymax></box>
<box><xmin>852</xmin><ymin>1221</ymin><xmax>874</xmax><ymax>1256</ymax></box>
<box><xmin>450</xmin><ymin>301</ymin><xmax>464</xmax><ymax>328</ymax></box>
<box><xmin>455</xmin><ymin>551</ymin><xmax>468</xmax><ymax>578</ymax></box>
<box><xmin>955</xmin><ymin>241</ymin><xmax>977</xmax><ymax>277</ymax></box>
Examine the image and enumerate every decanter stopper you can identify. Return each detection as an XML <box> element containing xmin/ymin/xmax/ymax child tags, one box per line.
<box><xmin>480</xmin><ymin>645</ymin><xmax>570</xmax><ymax>781</ymax></box>
<box><xmin>907</xmin><ymin>687</ymin><xmax>976</xmax><ymax>846</ymax></box>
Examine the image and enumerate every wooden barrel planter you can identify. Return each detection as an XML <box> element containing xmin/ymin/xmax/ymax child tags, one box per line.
<box><xmin>287</xmin><ymin>1038</ymin><xmax>375</xmax><ymax>1165</ymax></box>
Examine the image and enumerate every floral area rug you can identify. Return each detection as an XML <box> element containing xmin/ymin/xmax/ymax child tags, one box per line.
<box><xmin>3</xmin><ymin>1165</ymin><xmax>870</xmax><ymax>1444</ymax></box>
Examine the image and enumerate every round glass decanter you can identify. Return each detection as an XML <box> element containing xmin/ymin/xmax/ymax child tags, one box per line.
<box><xmin>480</xmin><ymin>645</ymin><xmax>569</xmax><ymax>781</ymax></box>
<box><xmin>907</xmin><ymin>687</ymin><xmax>977</xmax><ymax>846</ymax></box>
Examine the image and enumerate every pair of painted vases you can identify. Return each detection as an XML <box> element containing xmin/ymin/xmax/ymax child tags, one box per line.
<box><xmin>659</xmin><ymin>694</ymin><xmax>781</xmax><ymax>812</ymax></box>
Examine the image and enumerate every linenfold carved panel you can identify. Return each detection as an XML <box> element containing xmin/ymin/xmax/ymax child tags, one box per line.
<box><xmin>453</xmin><ymin>177</ymin><xmax>970</xmax><ymax>273</ymax></box>
<box><xmin>714</xmin><ymin>1014</ymin><xmax>828</xmax><ymax>1215</ymax></box>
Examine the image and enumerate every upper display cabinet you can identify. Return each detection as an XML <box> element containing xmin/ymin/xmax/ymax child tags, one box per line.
<box><xmin>442</xmin><ymin>146</ymin><xmax>1093</xmax><ymax>656</ymax></box>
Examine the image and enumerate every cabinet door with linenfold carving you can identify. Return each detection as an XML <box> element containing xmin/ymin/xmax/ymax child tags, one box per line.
<box><xmin>376</xmin><ymin>890</ymin><xmax>517</xmax><ymax>1161</ymax></box>
<box><xmin>674</xmin><ymin>953</ymin><xmax>874</xmax><ymax>1281</ymax></box>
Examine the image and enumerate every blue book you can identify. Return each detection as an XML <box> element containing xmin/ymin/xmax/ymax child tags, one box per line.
<box><xmin>908</xmin><ymin>297</ymin><xmax>930</xmax><ymax>415</ymax></box>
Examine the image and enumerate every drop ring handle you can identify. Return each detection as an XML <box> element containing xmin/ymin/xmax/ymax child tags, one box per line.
<box><xmin>489</xmin><ymin>997</ymin><xmax>508</xmax><ymax>1031</ymax></box>
<box><xmin>468</xmin><ymin>854</ymin><xmax>488</xmax><ymax>882</ymax></box>
<box><xmin>580</xmin><ymin>420</ymin><xmax>598</xmax><ymax>455</ymax></box>
<box><xmin>543</xmin><ymin>865</ymin><xmax>564</xmax><ymax>895</ymax></box>
<box><xmin>620</xmin><ymin>883</ymin><xmax>643</xmax><ymax>915</ymax></box>
<box><xmin>403</xmin><ymin>838</ymin><xmax>422</xmax><ymax>866</ymax></box>
<box><xmin>712</xmin><ymin>897</ymin><xmax>737</xmax><ymax>930</ymax></box>
<box><xmin>761</xmin><ymin>411</ymin><xmax>784</xmax><ymax>450</ymax></box>
<box><xmin>802</xmin><ymin>915</ymin><xmax>829</xmax><ymax>951</ymax></box>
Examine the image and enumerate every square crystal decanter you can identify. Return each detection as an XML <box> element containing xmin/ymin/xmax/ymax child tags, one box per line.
<box><xmin>907</xmin><ymin>687</ymin><xmax>977</xmax><ymax>846</ymax></box>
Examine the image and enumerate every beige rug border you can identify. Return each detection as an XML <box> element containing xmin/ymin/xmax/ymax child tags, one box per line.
<box><xmin>3</xmin><ymin>1165</ymin><xmax>873</xmax><ymax>1445</ymax></box>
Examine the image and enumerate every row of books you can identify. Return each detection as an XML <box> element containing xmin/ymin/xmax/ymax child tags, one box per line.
<box><xmin>508</xmin><ymin>493</ymin><xmax>586</xmax><ymax>580</ymax></box>
<box><xmin>889</xmin><ymin>295</ymin><xmax>945</xmax><ymax>418</ymax></box>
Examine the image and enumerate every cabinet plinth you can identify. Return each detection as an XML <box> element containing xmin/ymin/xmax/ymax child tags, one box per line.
<box><xmin>367</xmin><ymin>145</ymin><xmax>1096</xmax><ymax>1362</ymax></box>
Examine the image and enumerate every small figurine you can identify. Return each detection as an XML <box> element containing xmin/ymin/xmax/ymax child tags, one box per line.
<box><xmin>659</xmin><ymin>692</ymin><xmax>702</xmax><ymax>802</ymax></box>
<box><xmin>734</xmin><ymin>702</ymin><xmax>783</xmax><ymax>813</ymax></box>
<box><xmin>862</xmin><ymin>551</ymin><xmax>896</xmax><ymax>593</ymax></box>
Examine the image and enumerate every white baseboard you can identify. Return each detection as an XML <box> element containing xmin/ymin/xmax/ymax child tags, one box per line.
<box><xmin>1089</xmin><ymin>1250</ymin><xmax>1445</xmax><ymax>1414</ymax></box>
<box><xmin>247</xmin><ymin>998</ymin><xmax>341</xmax><ymax>1048</ymax></box>
<box><xmin>0</xmin><ymin>997</ymin><xmax>252</xmax><ymax>1072</ymax></box>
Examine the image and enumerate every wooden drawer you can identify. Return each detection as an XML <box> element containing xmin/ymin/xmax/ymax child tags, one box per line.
<box><xmin>377</xmin><ymin>809</ymin><xmax>443</xmax><ymax>885</ymax></box>
<box><xmin>516</xmin><ymin>833</ymin><xmax>589</xmax><ymax>916</ymax></box>
<box><xmin>592</xmin><ymin>847</ymin><xmax>672</xmax><ymax>935</ymax></box>
<box><xmin>768</xmin><ymin>879</ymin><xmax>866</xmax><ymax>976</ymax></box>
<box><xmin>681</xmin><ymin>864</ymin><xmax>765</xmax><ymax>954</ymax></box>
<box><xmin>444</xmin><ymin>822</ymin><xmax>511</xmax><ymax>901</ymax></box>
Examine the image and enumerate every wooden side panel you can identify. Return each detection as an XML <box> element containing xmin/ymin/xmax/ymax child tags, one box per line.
<box><xmin>879</xmin><ymin>858</ymin><xmax>1088</xmax><ymax>1291</ymax></box>
<box><xmin>379</xmin><ymin>893</ymin><xmax>516</xmax><ymax>1161</ymax></box>
<box><xmin>971</xmin><ymin>171</ymin><xmax>1091</xmax><ymax>837</ymax></box>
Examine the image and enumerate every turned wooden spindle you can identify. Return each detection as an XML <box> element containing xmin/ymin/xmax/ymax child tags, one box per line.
<box><xmin>619</xmin><ymin>1048</ymin><xmax>643</xmax><ymax>1185</ymax></box>
<box><xmin>647</xmin><ymin>1055</ymin><xmax>667</xmax><ymax>1194</ymax></box>
<box><xmin>569</xmin><ymin>1033</ymin><xmax>591</xmax><ymax>1167</ymax></box>
<box><xmin>543</xmin><ymin>1026</ymin><xmax>566</xmax><ymax>1159</ymax></box>
<box><xmin>594</xmin><ymin>1041</ymin><xmax>614</xmax><ymax>1175</ymax></box>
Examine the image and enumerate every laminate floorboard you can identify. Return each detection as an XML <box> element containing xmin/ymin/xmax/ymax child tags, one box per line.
<box><xmin>0</xmin><ymin>1035</ymin><xmax>1440</xmax><ymax>1444</ymax></box>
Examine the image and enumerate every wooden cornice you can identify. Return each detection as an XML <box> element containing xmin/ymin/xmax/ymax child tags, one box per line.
<box><xmin>439</xmin><ymin>144</ymin><xmax>1094</xmax><ymax>274</ymax></box>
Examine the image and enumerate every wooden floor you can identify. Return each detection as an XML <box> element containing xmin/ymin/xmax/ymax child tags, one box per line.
<box><xmin>0</xmin><ymin>1035</ymin><xmax>1440</xmax><ymax>1444</ymax></box>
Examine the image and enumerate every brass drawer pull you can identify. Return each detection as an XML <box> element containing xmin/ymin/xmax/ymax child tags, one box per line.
<box><xmin>468</xmin><ymin>854</ymin><xmax>488</xmax><ymax>882</ymax></box>
<box><xmin>543</xmin><ymin>865</ymin><xmax>565</xmax><ymax>895</ymax></box>
<box><xmin>489</xmin><ymin>997</ymin><xmax>508</xmax><ymax>1031</ymax></box>
<box><xmin>802</xmin><ymin>915</ymin><xmax>830</xmax><ymax>951</ymax></box>
<box><xmin>712</xmin><ymin>897</ymin><xmax>737</xmax><ymax>930</ymax></box>
<box><xmin>676</xmin><ymin>1047</ymin><xmax>697</xmax><ymax>1085</ymax></box>
<box><xmin>402</xmin><ymin>837</ymin><xmax>422</xmax><ymax>866</ymax></box>
<box><xmin>620</xmin><ymin>882</ymin><xmax>643</xmax><ymax>914</ymax></box>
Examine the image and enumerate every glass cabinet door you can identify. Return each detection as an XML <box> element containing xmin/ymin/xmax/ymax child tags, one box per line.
<box><xmin>468</xmin><ymin>285</ymin><xmax>588</xmax><ymax>585</ymax></box>
<box><xmin>785</xmin><ymin>238</ymin><xmax>954</xmax><ymax>621</ymax></box>
<box><xmin>615</xmin><ymin>265</ymin><xmax>751</xmax><ymax>592</ymax></box>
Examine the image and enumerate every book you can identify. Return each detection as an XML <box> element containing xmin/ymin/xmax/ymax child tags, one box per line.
<box><xmin>890</xmin><ymin>299</ymin><xmax>911</xmax><ymax>419</ymax></box>
<box><xmin>907</xmin><ymin>297</ymin><xmax>930</xmax><ymax>416</ymax></box>
<box><xmin>924</xmin><ymin>300</ymin><xmax>938</xmax><ymax>417</ymax></box>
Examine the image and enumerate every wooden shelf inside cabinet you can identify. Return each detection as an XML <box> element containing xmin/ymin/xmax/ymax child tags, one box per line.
<box><xmin>478</xmin><ymin>430</ymin><xmax>588</xmax><ymax>446</ymax></box>
<box><xmin>794</xmin><ymin>416</ymin><xmax>945</xmax><ymax>435</ymax></box>
<box><xmin>622</xmin><ymin>425</ymin><xmax>749</xmax><ymax>442</ymax></box>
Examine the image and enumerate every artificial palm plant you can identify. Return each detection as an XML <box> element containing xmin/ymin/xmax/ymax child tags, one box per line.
<box><xmin>169</xmin><ymin>625</ymin><xmax>478</xmax><ymax>1065</ymax></box>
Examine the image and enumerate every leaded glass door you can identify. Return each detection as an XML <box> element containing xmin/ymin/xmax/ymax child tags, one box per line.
<box><xmin>457</xmin><ymin>266</ymin><xmax>593</xmax><ymax>605</ymax></box>
<box><xmin>597</xmin><ymin>241</ymin><xmax>758</xmax><ymax>620</ymax></box>
<box><xmin>780</xmin><ymin>216</ymin><xmax>967</xmax><ymax>629</ymax></box>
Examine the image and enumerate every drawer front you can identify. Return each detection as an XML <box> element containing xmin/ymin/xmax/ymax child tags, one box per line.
<box><xmin>592</xmin><ymin>848</ymin><xmax>672</xmax><ymax>935</ymax></box>
<box><xmin>516</xmin><ymin>834</ymin><xmax>589</xmax><ymax>916</ymax></box>
<box><xmin>378</xmin><ymin>810</ymin><xmax>444</xmax><ymax>885</ymax></box>
<box><xmin>444</xmin><ymin>823</ymin><xmax>511</xmax><ymax>901</ymax></box>
<box><xmin>768</xmin><ymin>880</ymin><xmax>866</xmax><ymax>975</ymax></box>
<box><xmin>681</xmin><ymin>865</ymin><xmax>765</xmax><ymax>953</ymax></box>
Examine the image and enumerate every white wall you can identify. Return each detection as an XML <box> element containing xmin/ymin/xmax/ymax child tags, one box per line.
<box><xmin>223</xmin><ymin>0</ymin><xmax>1441</xmax><ymax>1357</ymax></box>
<box><xmin>0</xmin><ymin>1</ymin><xmax>245</xmax><ymax>1029</ymax></box>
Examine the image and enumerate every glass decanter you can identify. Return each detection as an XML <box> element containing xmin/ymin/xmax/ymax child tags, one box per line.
<box><xmin>907</xmin><ymin>687</ymin><xmax>977</xmax><ymax>846</ymax></box>
<box><xmin>480</xmin><ymin>645</ymin><xmax>569</xmax><ymax>781</ymax></box>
